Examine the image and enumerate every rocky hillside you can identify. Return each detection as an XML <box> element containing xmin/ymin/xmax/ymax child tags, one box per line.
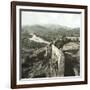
<box><xmin>21</xmin><ymin>25</ymin><xmax>80</xmax><ymax>79</ymax></box>
<box><xmin>63</xmin><ymin>42</ymin><xmax>80</xmax><ymax>76</ymax></box>
<box><xmin>21</xmin><ymin>39</ymin><xmax>80</xmax><ymax>78</ymax></box>
<box><xmin>21</xmin><ymin>44</ymin><xmax>65</xmax><ymax>78</ymax></box>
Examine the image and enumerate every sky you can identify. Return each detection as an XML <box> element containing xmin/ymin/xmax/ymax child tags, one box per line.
<box><xmin>21</xmin><ymin>11</ymin><xmax>81</xmax><ymax>28</ymax></box>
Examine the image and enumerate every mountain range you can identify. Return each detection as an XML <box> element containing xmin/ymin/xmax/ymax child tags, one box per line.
<box><xmin>22</xmin><ymin>24</ymin><xmax>80</xmax><ymax>39</ymax></box>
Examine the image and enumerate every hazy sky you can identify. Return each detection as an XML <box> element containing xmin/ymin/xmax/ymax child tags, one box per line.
<box><xmin>21</xmin><ymin>11</ymin><xmax>81</xmax><ymax>28</ymax></box>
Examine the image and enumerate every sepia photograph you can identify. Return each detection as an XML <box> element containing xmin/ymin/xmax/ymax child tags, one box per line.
<box><xmin>20</xmin><ymin>9</ymin><xmax>81</xmax><ymax>79</ymax></box>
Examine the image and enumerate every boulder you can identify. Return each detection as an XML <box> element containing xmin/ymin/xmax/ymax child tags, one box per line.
<box><xmin>63</xmin><ymin>42</ymin><xmax>79</xmax><ymax>51</ymax></box>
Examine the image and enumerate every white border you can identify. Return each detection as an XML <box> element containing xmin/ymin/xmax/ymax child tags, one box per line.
<box><xmin>16</xmin><ymin>5</ymin><xmax>85</xmax><ymax>85</ymax></box>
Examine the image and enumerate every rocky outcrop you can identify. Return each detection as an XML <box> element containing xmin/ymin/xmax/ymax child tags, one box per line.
<box><xmin>51</xmin><ymin>45</ymin><xmax>64</xmax><ymax>77</ymax></box>
<box><xmin>21</xmin><ymin>44</ymin><xmax>65</xmax><ymax>78</ymax></box>
<box><xmin>63</xmin><ymin>42</ymin><xmax>79</xmax><ymax>51</ymax></box>
<box><xmin>21</xmin><ymin>42</ymin><xmax>80</xmax><ymax>78</ymax></box>
<box><xmin>63</xmin><ymin>42</ymin><xmax>80</xmax><ymax>76</ymax></box>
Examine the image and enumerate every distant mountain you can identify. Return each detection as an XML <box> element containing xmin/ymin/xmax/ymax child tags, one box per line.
<box><xmin>22</xmin><ymin>24</ymin><xmax>79</xmax><ymax>31</ymax></box>
<box><xmin>44</xmin><ymin>24</ymin><xmax>73</xmax><ymax>30</ymax></box>
<box><xmin>22</xmin><ymin>24</ymin><xmax>80</xmax><ymax>42</ymax></box>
